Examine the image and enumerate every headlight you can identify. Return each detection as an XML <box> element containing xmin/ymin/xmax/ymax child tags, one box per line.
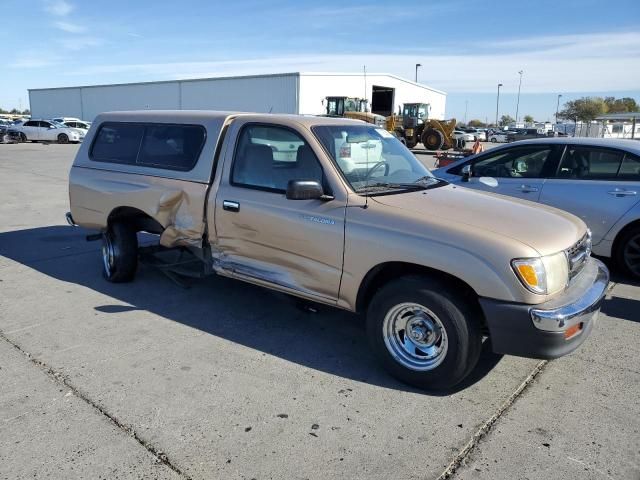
<box><xmin>512</xmin><ymin>251</ymin><xmax>569</xmax><ymax>295</ymax></box>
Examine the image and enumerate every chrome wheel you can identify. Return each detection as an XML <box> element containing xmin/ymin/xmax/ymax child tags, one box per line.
<box><xmin>102</xmin><ymin>233</ymin><xmax>116</xmax><ymax>276</ymax></box>
<box><xmin>382</xmin><ymin>302</ymin><xmax>448</xmax><ymax>371</ymax></box>
<box><xmin>623</xmin><ymin>233</ymin><xmax>640</xmax><ymax>276</ymax></box>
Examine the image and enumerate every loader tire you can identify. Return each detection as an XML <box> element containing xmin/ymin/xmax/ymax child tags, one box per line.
<box><xmin>422</xmin><ymin>129</ymin><xmax>444</xmax><ymax>151</ymax></box>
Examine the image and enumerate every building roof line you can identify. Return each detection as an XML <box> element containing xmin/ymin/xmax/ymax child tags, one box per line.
<box><xmin>595</xmin><ymin>112</ymin><xmax>640</xmax><ymax>120</ymax></box>
<box><xmin>29</xmin><ymin>71</ymin><xmax>446</xmax><ymax>95</ymax></box>
<box><xmin>299</xmin><ymin>72</ymin><xmax>446</xmax><ymax>95</ymax></box>
<box><xmin>28</xmin><ymin>72</ymin><xmax>302</xmax><ymax>92</ymax></box>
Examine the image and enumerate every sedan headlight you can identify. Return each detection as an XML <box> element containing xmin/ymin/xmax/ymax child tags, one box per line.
<box><xmin>512</xmin><ymin>251</ymin><xmax>569</xmax><ymax>295</ymax></box>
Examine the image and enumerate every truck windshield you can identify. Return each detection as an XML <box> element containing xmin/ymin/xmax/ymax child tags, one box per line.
<box><xmin>312</xmin><ymin>125</ymin><xmax>439</xmax><ymax>194</ymax></box>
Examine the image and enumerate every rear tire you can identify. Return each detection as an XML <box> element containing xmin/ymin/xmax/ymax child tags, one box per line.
<box><xmin>19</xmin><ymin>133</ymin><xmax>27</xmax><ymax>142</ymax></box>
<box><xmin>367</xmin><ymin>276</ymin><xmax>482</xmax><ymax>390</ymax></box>
<box><xmin>422</xmin><ymin>128</ymin><xmax>444</xmax><ymax>151</ymax></box>
<box><xmin>102</xmin><ymin>222</ymin><xmax>138</xmax><ymax>282</ymax></box>
<box><xmin>615</xmin><ymin>225</ymin><xmax>640</xmax><ymax>280</ymax></box>
<box><xmin>490</xmin><ymin>137</ymin><xmax>497</xmax><ymax>143</ymax></box>
<box><xmin>57</xmin><ymin>133</ymin><xmax>69</xmax><ymax>144</ymax></box>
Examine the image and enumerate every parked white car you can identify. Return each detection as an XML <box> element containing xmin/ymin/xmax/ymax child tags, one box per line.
<box><xmin>453</xmin><ymin>130</ymin><xmax>475</xmax><ymax>142</ymax></box>
<box><xmin>433</xmin><ymin>138</ymin><xmax>640</xmax><ymax>278</ymax></box>
<box><xmin>62</xmin><ymin>120</ymin><xmax>91</xmax><ymax>131</ymax></box>
<box><xmin>52</xmin><ymin>117</ymin><xmax>84</xmax><ymax>124</ymax></box>
<box><xmin>54</xmin><ymin>121</ymin><xmax>87</xmax><ymax>141</ymax></box>
<box><xmin>15</xmin><ymin>119</ymin><xmax>82</xmax><ymax>143</ymax></box>
<box><xmin>462</xmin><ymin>128</ymin><xmax>487</xmax><ymax>141</ymax></box>
<box><xmin>489</xmin><ymin>132</ymin><xmax>508</xmax><ymax>143</ymax></box>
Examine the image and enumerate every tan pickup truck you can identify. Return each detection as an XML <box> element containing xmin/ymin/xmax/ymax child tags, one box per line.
<box><xmin>67</xmin><ymin>111</ymin><xmax>609</xmax><ymax>390</ymax></box>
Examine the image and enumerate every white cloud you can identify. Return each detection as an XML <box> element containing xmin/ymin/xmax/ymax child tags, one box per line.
<box><xmin>10</xmin><ymin>53</ymin><xmax>62</xmax><ymax>68</ymax></box>
<box><xmin>58</xmin><ymin>36</ymin><xmax>103</xmax><ymax>51</ymax></box>
<box><xmin>54</xmin><ymin>20</ymin><xmax>86</xmax><ymax>33</ymax></box>
<box><xmin>45</xmin><ymin>0</ymin><xmax>73</xmax><ymax>16</ymax></box>
<box><xmin>65</xmin><ymin>31</ymin><xmax>640</xmax><ymax>94</ymax></box>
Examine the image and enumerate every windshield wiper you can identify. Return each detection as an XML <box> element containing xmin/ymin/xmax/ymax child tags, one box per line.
<box><xmin>357</xmin><ymin>182</ymin><xmax>430</xmax><ymax>193</ymax></box>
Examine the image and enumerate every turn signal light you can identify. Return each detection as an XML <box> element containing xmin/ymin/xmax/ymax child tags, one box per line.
<box><xmin>515</xmin><ymin>264</ymin><xmax>539</xmax><ymax>287</ymax></box>
<box><xmin>564</xmin><ymin>323</ymin><xmax>583</xmax><ymax>340</ymax></box>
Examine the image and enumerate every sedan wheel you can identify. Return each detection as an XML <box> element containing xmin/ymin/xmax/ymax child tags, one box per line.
<box><xmin>58</xmin><ymin>133</ymin><xmax>69</xmax><ymax>144</ymax></box>
<box><xmin>622</xmin><ymin>231</ymin><xmax>640</xmax><ymax>278</ymax></box>
<box><xmin>616</xmin><ymin>226</ymin><xmax>640</xmax><ymax>279</ymax></box>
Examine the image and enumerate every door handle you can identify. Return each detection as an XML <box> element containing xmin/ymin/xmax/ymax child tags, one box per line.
<box><xmin>222</xmin><ymin>200</ymin><xmax>240</xmax><ymax>212</ymax></box>
<box><xmin>607</xmin><ymin>190</ymin><xmax>637</xmax><ymax>197</ymax></box>
<box><xmin>519</xmin><ymin>184</ymin><xmax>539</xmax><ymax>193</ymax></box>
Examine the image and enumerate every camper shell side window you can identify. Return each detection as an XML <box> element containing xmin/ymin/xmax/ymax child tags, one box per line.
<box><xmin>90</xmin><ymin>122</ymin><xmax>207</xmax><ymax>172</ymax></box>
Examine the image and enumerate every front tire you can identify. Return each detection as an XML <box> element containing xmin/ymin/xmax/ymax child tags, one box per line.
<box><xmin>102</xmin><ymin>222</ymin><xmax>138</xmax><ymax>282</ymax></box>
<box><xmin>367</xmin><ymin>276</ymin><xmax>482</xmax><ymax>390</ymax></box>
<box><xmin>490</xmin><ymin>137</ymin><xmax>497</xmax><ymax>143</ymax></box>
<box><xmin>615</xmin><ymin>225</ymin><xmax>640</xmax><ymax>280</ymax></box>
<box><xmin>57</xmin><ymin>133</ymin><xmax>69</xmax><ymax>144</ymax></box>
<box><xmin>422</xmin><ymin>128</ymin><xmax>444</xmax><ymax>151</ymax></box>
<box><xmin>19</xmin><ymin>133</ymin><xmax>27</xmax><ymax>142</ymax></box>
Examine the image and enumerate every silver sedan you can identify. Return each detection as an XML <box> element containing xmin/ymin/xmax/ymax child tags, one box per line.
<box><xmin>433</xmin><ymin>138</ymin><xmax>640</xmax><ymax>278</ymax></box>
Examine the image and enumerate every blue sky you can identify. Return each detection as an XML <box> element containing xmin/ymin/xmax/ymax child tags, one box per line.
<box><xmin>2</xmin><ymin>0</ymin><xmax>639</xmax><ymax>121</ymax></box>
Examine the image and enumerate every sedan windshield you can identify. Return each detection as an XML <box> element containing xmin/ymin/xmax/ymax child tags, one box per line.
<box><xmin>312</xmin><ymin>125</ymin><xmax>439</xmax><ymax>194</ymax></box>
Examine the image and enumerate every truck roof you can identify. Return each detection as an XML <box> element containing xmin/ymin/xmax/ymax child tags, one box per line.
<box><xmin>96</xmin><ymin>110</ymin><xmax>369</xmax><ymax>128</ymax></box>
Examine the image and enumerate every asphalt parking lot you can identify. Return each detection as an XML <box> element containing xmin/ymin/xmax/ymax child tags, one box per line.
<box><xmin>1</xmin><ymin>143</ymin><xmax>639</xmax><ymax>480</ymax></box>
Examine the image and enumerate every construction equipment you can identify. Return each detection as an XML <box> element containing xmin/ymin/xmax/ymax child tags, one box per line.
<box><xmin>390</xmin><ymin>102</ymin><xmax>464</xmax><ymax>151</ymax></box>
<box><xmin>324</xmin><ymin>96</ymin><xmax>386</xmax><ymax>127</ymax></box>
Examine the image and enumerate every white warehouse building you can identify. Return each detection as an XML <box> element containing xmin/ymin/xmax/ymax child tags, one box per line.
<box><xmin>28</xmin><ymin>72</ymin><xmax>446</xmax><ymax>121</ymax></box>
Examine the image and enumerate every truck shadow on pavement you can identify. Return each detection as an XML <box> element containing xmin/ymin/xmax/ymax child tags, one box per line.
<box><xmin>1</xmin><ymin>225</ymin><xmax>507</xmax><ymax>395</ymax></box>
<box><xmin>598</xmin><ymin>259</ymin><xmax>640</xmax><ymax>324</ymax></box>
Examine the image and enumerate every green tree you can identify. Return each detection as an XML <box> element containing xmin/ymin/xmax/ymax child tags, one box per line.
<box><xmin>500</xmin><ymin>114</ymin><xmax>515</xmax><ymax>126</ymax></box>
<box><xmin>523</xmin><ymin>115</ymin><xmax>534</xmax><ymax>123</ymax></box>
<box><xmin>558</xmin><ymin>97</ymin><xmax>607</xmax><ymax>122</ymax></box>
<box><xmin>604</xmin><ymin>96</ymin><xmax>638</xmax><ymax>113</ymax></box>
<box><xmin>468</xmin><ymin>119</ymin><xmax>485</xmax><ymax>127</ymax></box>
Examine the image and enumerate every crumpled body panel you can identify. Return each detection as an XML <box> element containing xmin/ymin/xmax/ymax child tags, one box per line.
<box><xmin>69</xmin><ymin>166</ymin><xmax>208</xmax><ymax>248</ymax></box>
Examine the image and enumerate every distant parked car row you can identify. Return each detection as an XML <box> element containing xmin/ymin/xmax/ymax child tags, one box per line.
<box><xmin>11</xmin><ymin>117</ymin><xmax>91</xmax><ymax>144</ymax></box>
<box><xmin>458</xmin><ymin>127</ymin><xmax>487</xmax><ymax>142</ymax></box>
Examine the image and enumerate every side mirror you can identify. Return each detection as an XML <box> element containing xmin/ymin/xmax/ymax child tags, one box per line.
<box><xmin>461</xmin><ymin>164</ymin><xmax>472</xmax><ymax>182</ymax></box>
<box><xmin>286</xmin><ymin>180</ymin><xmax>326</xmax><ymax>200</ymax></box>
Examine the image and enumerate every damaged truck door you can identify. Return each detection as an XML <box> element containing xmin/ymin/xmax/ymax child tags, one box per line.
<box><xmin>210</xmin><ymin>119</ymin><xmax>347</xmax><ymax>302</ymax></box>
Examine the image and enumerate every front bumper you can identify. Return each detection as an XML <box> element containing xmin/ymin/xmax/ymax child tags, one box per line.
<box><xmin>480</xmin><ymin>258</ymin><xmax>609</xmax><ymax>359</ymax></box>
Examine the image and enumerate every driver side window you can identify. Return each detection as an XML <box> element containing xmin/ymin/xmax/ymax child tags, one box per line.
<box><xmin>232</xmin><ymin>125</ymin><xmax>324</xmax><ymax>192</ymax></box>
<box><xmin>471</xmin><ymin>146</ymin><xmax>553</xmax><ymax>178</ymax></box>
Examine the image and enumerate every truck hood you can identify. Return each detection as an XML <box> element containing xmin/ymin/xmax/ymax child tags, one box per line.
<box><xmin>372</xmin><ymin>184</ymin><xmax>586</xmax><ymax>256</ymax></box>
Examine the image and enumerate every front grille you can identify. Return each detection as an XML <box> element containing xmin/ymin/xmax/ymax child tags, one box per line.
<box><xmin>566</xmin><ymin>231</ymin><xmax>592</xmax><ymax>280</ymax></box>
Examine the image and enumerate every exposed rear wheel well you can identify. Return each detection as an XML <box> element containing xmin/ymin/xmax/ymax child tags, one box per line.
<box><xmin>107</xmin><ymin>207</ymin><xmax>164</xmax><ymax>234</ymax></box>
<box><xmin>356</xmin><ymin>262</ymin><xmax>485</xmax><ymax>326</ymax></box>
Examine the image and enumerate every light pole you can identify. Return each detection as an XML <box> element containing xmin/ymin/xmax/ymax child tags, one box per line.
<box><xmin>495</xmin><ymin>83</ymin><xmax>503</xmax><ymax>127</ymax></box>
<box><xmin>464</xmin><ymin>100</ymin><xmax>468</xmax><ymax>124</ymax></box>
<box><xmin>415</xmin><ymin>63</ymin><xmax>422</xmax><ymax>83</ymax></box>
<box><xmin>555</xmin><ymin>94</ymin><xmax>563</xmax><ymax>125</ymax></box>
<box><xmin>515</xmin><ymin>70</ymin><xmax>523</xmax><ymax>123</ymax></box>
